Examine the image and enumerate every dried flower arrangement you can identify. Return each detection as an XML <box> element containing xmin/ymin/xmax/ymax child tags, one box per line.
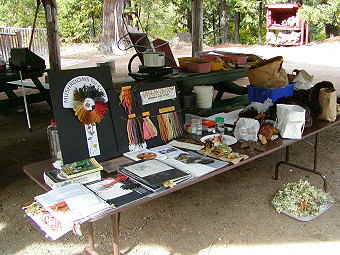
<box><xmin>272</xmin><ymin>179</ymin><xmax>334</xmax><ymax>217</ymax></box>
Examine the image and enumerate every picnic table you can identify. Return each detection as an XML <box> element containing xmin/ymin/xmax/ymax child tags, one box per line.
<box><xmin>23</xmin><ymin>116</ymin><xmax>340</xmax><ymax>255</ymax></box>
<box><xmin>0</xmin><ymin>69</ymin><xmax>50</xmax><ymax>109</ymax></box>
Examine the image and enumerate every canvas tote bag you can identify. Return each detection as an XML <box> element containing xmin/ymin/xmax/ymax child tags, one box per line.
<box><xmin>276</xmin><ymin>104</ymin><xmax>306</xmax><ymax>139</ymax></box>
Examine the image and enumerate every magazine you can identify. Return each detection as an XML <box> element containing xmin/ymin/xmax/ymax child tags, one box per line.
<box><xmin>86</xmin><ymin>174</ymin><xmax>152</xmax><ymax>207</ymax></box>
<box><xmin>118</xmin><ymin>159</ymin><xmax>191</xmax><ymax>191</ymax></box>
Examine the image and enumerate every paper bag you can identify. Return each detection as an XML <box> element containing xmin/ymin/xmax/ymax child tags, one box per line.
<box><xmin>276</xmin><ymin>104</ymin><xmax>305</xmax><ymax>139</ymax></box>
<box><xmin>234</xmin><ymin>118</ymin><xmax>260</xmax><ymax>142</ymax></box>
<box><xmin>248</xmin><ymin>56</ymin><xmax>288</xmax><ymax>89</ymax></box>
<box><xmin>318</xmin><ymin>87</ymin><xmax>337</xmax><ymax>122</ymax></box>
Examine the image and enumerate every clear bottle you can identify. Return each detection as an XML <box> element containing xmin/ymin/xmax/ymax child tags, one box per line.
<box><xmin>191</xmin><ymin>116</ymin><xmax>202</xmax><ymax>136</ymax></box>
<box><xmin>215</xmin><ymin>117</ymin><xmax>225</xmax><ymax>134</ymax></box>
<box><xmin>47</xmin><ymin>120</ymin><xmax>63</xmax><ymax>165</ymax></box>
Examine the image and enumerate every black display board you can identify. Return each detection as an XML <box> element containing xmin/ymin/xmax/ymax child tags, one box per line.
<box><xmin>49</xmin><ymin>66</ymin><xmax>121</xmax><ymax>164</ymax></box>
<box><xmin>110</xmin><ymin>79</ymin><xmax>182</xmax><ymax>153</ymax></box>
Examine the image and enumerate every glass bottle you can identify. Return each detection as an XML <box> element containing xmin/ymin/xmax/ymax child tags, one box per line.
<box><xmin>47</xmin><ymin>120</ymin><xmax>63</xmax><ymax>165</ymax></box>
<box><xmin>215</xmin><ymin>117</ymin><xmax>225</xmax><ymax>134</ymax></box>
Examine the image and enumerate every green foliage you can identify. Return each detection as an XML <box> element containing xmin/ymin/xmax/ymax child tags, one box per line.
<box><xmin>128</xmin><ymin>0</ymin><xmax>178</xmax><ymax>40</ymax></box>
<box><xmin>58</xmin><ymin>0</ymin><xmax>103</xmax><ymax>43</ymax></box>
<box><xmin>298</xmin><ymin>0</ymin><xmax>340</xmax><ymax>27</ymax></box>
<box><xmin>0</xmin><ymin>0</ymin><xmax>337</xmax><ymax>45</ymax></box>
<box><xmin>0</xmin><ymin>0</ymin><xmax>45</xmax><ymax>27</ymax></box>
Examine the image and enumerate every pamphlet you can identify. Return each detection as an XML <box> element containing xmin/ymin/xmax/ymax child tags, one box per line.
<box><xmin>123</xmin><ymin>149</ymin><xmax>167</xmax><ymax>161</ymax></box>
<box><xmin>162</xmin><ymin>151</ymin><xmax>229</xmax><ymax>177</ymax></box>
<box><xmin>150</xmin><ymin>145</ymin><xmax>186</xmax><ymax>159</ymax></box>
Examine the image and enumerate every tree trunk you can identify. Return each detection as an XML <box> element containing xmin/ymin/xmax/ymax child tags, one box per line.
<box><xmin>42</xmin><ymin>0</ymin><xmax>61</xmax><ymax>71</ymax></box>
<box><xmin>187</xmin><ymin>8</ymin><xmax>192</xmax><ymax>33</ymax></box>
<box><xmin>325</xmin><ymin>23</ymin><xmax>340</xmax><ymax>38</ymax></box>
<box><xmin>99</xmin><ymin>0</ymin><xmax>126</xmax><ymax>54</ymax></box>
<box><xmin>234</xmin><ymin>12</ymin><xmax>241</xmax><ymax>43</ymax></box>
<box><xmin>192</xmin><ymin>0</ymin><xmax>203</xmax><ymax>57</ymax></box>
<box><xmin>257</xmin><ymin>0</ymin><xmax>263</xmax><ymax>43</ymax></box>
<box><xmin>219</xmin><ymin>0</ymin><xmax>229</xmax><ymax>43</ymax></box>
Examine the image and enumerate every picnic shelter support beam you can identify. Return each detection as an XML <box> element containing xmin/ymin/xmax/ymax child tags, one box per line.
<box><xmin>192</xmin><ymin>0</ymin><xmax>203</xmax><ymax>57</ymax></box>
<box><xmin>42</xmin><ymin>0</ymin><xmax>61</xmax><ymax>71</ymax></box>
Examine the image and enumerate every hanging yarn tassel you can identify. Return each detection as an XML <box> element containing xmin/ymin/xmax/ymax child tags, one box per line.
<box><xmin>142</xmin><ymin>116</ymin><xmax>158</xmax><ymax>140</ymax></box>
<box><xmin>126</xmin><ymin>118</ymin><xmax>146</xmax><ymax>151</ymax></box>
<box><xmin>157</xmin><ymin>111</ymin><xmax>183</xmax><ymax>142</ymax></box>
<box><xmin>119</xmin><ymin>87</ymin><xmax>133</xmax><ymax>114</ymax></box>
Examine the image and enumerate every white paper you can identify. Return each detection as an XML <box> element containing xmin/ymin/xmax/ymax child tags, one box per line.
<box><xmin>124</xmin><ymin>160</ymin><xmax>173</xmax><ymax>178</ymax></box>
<box><xmin>35</xmin><ymin>184</ymin><xmax>110</xmax><ymax>223</ymax></box>
<box><xmin>207</xmin><ymin>109</ymin><xmax>243</xmax><ymax>125</ymax></box>
<box><xmin>85</xmin><ymin>124</ymin><xmax>100</xmax><ymax>157</ymax></box>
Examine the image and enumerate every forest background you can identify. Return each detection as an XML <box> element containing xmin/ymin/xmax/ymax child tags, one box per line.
<box><xmin>0</xmin><ymin>0</ymin><xmax>339</xmax><ymax>53</ymax></box>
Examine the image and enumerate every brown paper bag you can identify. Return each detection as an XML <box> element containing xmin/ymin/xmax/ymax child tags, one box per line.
<box><xmin>248</xmin><ymin>56</ymin><xmax>288</xmax><ymax>89</ymax></box>
<box><xmin>318</xmin><ymin>87</ymin><xmax>337</xmax><ymax>122</ymax></box>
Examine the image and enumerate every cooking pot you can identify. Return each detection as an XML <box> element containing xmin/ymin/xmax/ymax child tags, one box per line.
<box><xmin>143</xmin><ymin>52</ymin><xmax>165</xmax><ymax>68</ymax></box>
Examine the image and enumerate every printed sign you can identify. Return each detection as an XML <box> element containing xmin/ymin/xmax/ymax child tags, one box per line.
<box><xmin>140</xmin><ymin>86</ymin><xmax>176</xmax><ymax>105</ymax></box>
<box><xmin>63</xmin><ymin>76</ymin><xmax>108</xmax><ymax>108</ymax></box>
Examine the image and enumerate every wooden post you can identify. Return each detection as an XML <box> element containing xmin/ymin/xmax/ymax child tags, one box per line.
<box><xmin>191</xmin><ymin>0</ymin><xmax>203</xmax><ymax>57</ymax></box>
<box><xmin>42</xmin><ymin>0</ymin><xmax>61</xmax><ymax>71</ymax></box>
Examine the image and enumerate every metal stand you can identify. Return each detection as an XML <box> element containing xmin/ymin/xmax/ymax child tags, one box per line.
<box><xmin>274</xmin><ymin>134</ymin><xmax>328</xmax><ymax>191</ymax></box>
<box><xmin>83</xmin><ymin>213</ymin><xmax>121</xmax><ymax>255</ymax></box>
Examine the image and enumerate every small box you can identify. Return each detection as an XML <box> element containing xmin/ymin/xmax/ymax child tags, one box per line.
<box><xmin>248</xmin><ymin>83</ymin><xmax>294</xmax><ymax>103</ymax></box>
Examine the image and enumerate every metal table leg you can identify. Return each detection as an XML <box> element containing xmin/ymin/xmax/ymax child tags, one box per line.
<box><xmin>83</xmin><ymin>222</ymin><xmax>99</xmax><ymax>255</ymax></box>
<box><xmin>274</xmin><ymin>134</ymin><xmax>328</xmax><ymax>191</ymax></box>
<box><xmin>112</xmin><ymin>213</ymin><xmax>121</xmax><ymax>255</ymax></box>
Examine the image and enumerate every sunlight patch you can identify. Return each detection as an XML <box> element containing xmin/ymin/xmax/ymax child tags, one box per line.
<box><xmin>198</xmin><ymin>241</ymin><xmax>340</xmax><ymax>255</ymax></box>
<box><xmin>127</xmin><ymin>244</ymin><xmax>172</xmax><ymax>255</ymax></box>
<box><xmin>15</xmin><ymin>243</ymin><xmax>84</xmax><ymax>255</ymax></box>
<box><xmin>0</xmin><ymin>222</ymin><xmax>7</xmax><ymax>232</ymax></box>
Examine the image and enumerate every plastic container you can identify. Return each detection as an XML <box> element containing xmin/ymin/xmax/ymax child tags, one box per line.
<box><xmin>215</xmin><ymin>117</ymin><xmax>225</xmax><ymax>133</ymax></box>
<box><xmin>193</xmin><ymin>86</ymin><xmax>214</xmax><ymax>109</ymax></box>
<box><xmin>247</xmin><ymin>83</ymin><xmax>294</xmax><ymax>103</ymax></box>
<box><xmin>47</xmin><ymin>120</ymin><xmax>63</xmax><ymax>165</ymax></box>
<box><xmin>187</xmin><ymin>61</ymin><xmax>211</xmax><ymax>73</ymax></box>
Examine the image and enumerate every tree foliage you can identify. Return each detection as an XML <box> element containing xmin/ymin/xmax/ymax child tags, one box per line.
<box><xmin>58</xmin><ymin>0</ymin><xmax>103</xmax><ymax>42</ymax></box>
<box><xmin>0</xmin><ymin>0</ymin><xmax>338</xmax><ymax>45</ymax></box>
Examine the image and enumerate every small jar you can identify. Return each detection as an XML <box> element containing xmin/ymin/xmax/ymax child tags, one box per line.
<box><xmin>215</xmin><ymin>117</ymin><xmax>225</xmax><ymax>134</ymax></box>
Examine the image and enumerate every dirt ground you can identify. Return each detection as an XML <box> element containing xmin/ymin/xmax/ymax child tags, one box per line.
<box><xmin>1</xmin><ymin>41</ymin><xmax>340</xmax><ymax>255</ymax></box>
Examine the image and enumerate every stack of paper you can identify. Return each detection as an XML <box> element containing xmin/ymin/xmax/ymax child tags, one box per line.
<box><xmin>35</xmin><ymin>183</ymin><xmax>111</xmax><ymax>224</ymax></box>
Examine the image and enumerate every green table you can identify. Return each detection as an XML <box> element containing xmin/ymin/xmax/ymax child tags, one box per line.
<box><xmin>116</xmin><ymin>68</ymin><xmax>250</xmax><ymax>115</ymax></box>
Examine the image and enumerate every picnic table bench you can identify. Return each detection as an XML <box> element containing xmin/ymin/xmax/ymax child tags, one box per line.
<box><xmin>0</xmin><ymin>69</ymin><xmax>50</xmax><ymax>109</ymax></box>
